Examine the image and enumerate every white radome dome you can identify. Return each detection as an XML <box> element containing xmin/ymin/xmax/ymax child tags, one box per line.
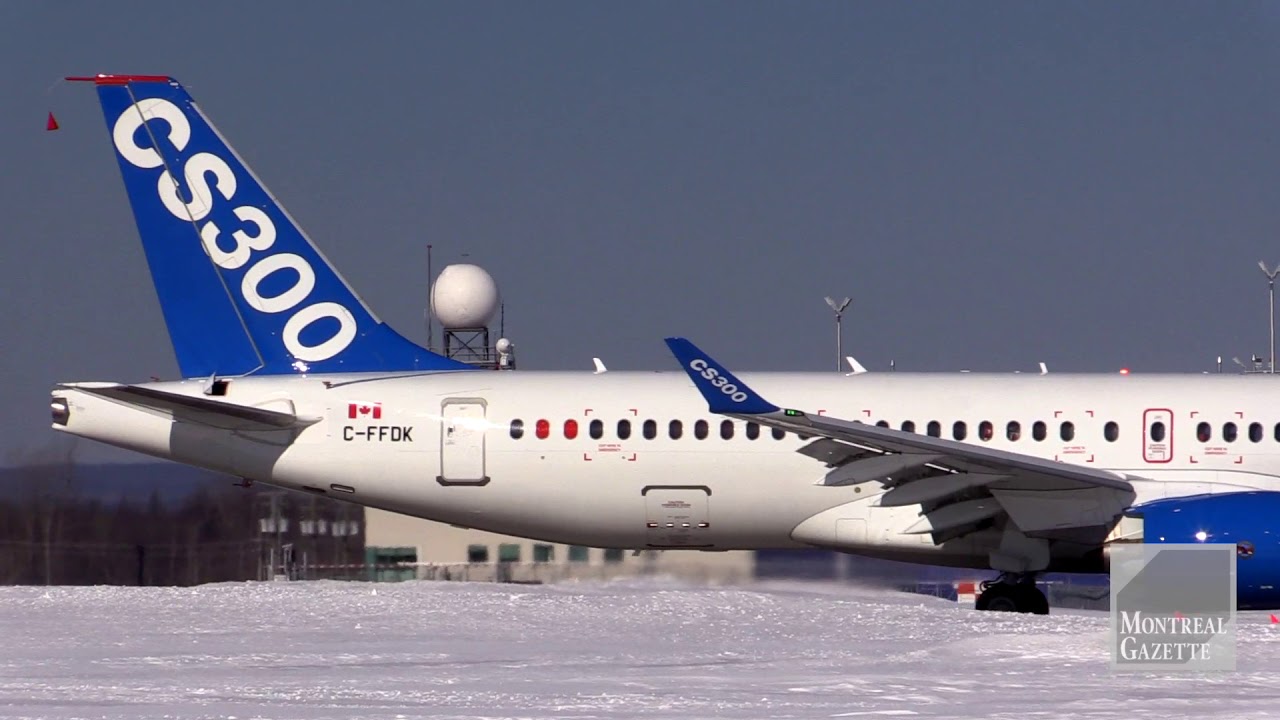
<box><xmin>431</xmin><ymin>264</ymin><xmax>500</xmax><ymax>329</ymax></box>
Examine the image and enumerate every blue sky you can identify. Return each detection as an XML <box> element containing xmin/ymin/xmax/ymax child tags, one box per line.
<box><xmin>4</xmin><ymin>1</ymin><xmax>1280</xmax><ymax>463</ymax></box>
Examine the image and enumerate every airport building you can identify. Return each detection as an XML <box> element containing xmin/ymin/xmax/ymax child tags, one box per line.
<box><xmin>364</xmin><ymin>508</ymin><xmax>755</xmax><ymax>584</ymax></box>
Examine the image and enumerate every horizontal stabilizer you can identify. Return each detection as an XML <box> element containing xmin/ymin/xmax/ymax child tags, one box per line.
<box><xmin>58</xmin><ymin>382</ymin><xmax>319</xmax><ymax>431</ymax></box>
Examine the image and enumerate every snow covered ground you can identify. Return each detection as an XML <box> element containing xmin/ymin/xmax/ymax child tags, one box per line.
<box><xmin>1</xmin><ymin>579</ymin><xmax>1279</xmax><ymax>719</ymax></box>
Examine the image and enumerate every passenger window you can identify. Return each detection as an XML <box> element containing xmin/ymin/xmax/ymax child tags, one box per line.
<box><xmin>978</xmin><ymin>421</ymin><xmax>993</xmax><ymax>442</ymax></box>
<box><xmin>617</xmin><ymin>419</ymin><xmax>632</xmax><ymax>440</ymax></box>
<box><xmin>901</xmin><ymin>420</ymin><xmax>916</xmax><ymax>433</ymax></box>
<box><xmin>746</xmin><ymin>422</ymin><xmax>760</xmax><ymax>440</ymax></box>
<box><xmin>564</xmin><ymin>419</ymin><xmax>578</xmax><ymax>440</ymax></box>
<box><xmin>771</xmin><ymin>427</ymin><xmax>786</xmax><ymax>440</ymax></box>
<box><xmin>589</xmin><ymin>419</ymin><xmax>603</xmax><ymax>440</ymax></box>
<box><xmin>720</xmin><ymin>419</ymin><xmax>735</xmax><ymax>440</ymax></box>
<box><xmin>1033</xmin><ymin>421</ymin><xmax>1047</xmax><ymax>442</ymax></box>
<box><xmin>1060</xmin><ymin>422</ymin><xmax>1075</xmax><ymax>442</ymax></box>
<box><xmin>875</xmin><ymin>420</ymin><xmax>889</xmax><ymax>428</ymax></box>
<box><xmin>1006</xmin><ymin>421</ymin><xmax>1021</xmax><ymax>441</ymax></box>
<box><xmin>1250</xmin><ymin>422</ymin><xmax>1263</xmax><ymax>443</ymax></box>
<box><xmin>695</xmin><ymin>420</ymin><xmax>709</xmax><ymax>440</ymax></box>
<box><xmin>1275</xmin><ymin>422</ymin><xmax>1280</xmax><ymax>442</ymax></box>
<box><xmin>1224</xmin><ymin>422</ymin><xmax>1238</xmax><ymax>443</ymax></box>
<box><xmin>669</xmin><ymin>420</ymin><xmax>683</xmax><ymax>440</ymax></box>
<box><xmin>1151</xmin><ymin>421</ymin><xmax>1166</xmax><ymax>443</ymax></box>
<box><xmin>643</xmin><ymin>419</ymin><xmax>657</xmax><ymax>440</ymax></box>
<box><xmin>535</xmin><ymin>419</ymin><xmax>550</xmax><ymax>440</ymax></box>
<box><xmin>953</xmin><ymin>421</ymin><xmax>967</xmax><ymax>441</ymax></box>
<box><xmin>509</xmin><ymin>419</ymin><xmax>524</xmax><ymax>440</ymax></box>
<box><xmin>927</xmin><ymin>421</ymin><xmax>941</xmax><ymax>438</ymax></box>
<box><xmin>1104</xmin><ymin>421</ymin><xmax>1119</xmax><ymax>442</ymax></box>
<box><xmin>1196</xmin><ymin>422</ymin><xmax>1211</xmax><ymax>443</ymax></box>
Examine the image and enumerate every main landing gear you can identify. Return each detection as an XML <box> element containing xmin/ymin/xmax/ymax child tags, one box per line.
<box><xmin>975</xmin><ymin>573</ymin><xmax>1049</xmax><ymax>615</ymax></box>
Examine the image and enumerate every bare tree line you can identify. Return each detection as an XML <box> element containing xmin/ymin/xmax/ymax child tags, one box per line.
<box><xmin>0</xmin><ymin>443</ymin><xmax>365</xmax><ymax>586</ymax></box>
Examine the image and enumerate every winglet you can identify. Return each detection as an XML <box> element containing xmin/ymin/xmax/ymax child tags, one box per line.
<box><xmin>845</xmin><ymin>356</ymin><xmax>868</xmax><ymax>375</ymax></box>
<box><xmin>664</xmin><ymin>338</ymin><xmax>780</xmax><ymax>414</ymax></box>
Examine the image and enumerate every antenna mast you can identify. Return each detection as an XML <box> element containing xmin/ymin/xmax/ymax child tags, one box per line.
<box><xmin>426</xmin><ymin>244</ymin><xmax>434</xmax><ymax>352</ymax></box>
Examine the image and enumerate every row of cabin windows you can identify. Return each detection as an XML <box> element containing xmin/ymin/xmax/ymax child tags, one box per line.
<box><xmin>509</xmin><ymin>418</ymin><xmax>787</xmax><ymax>441</ymax></box>
<box><xmin>1161</xmin><ymin>421</ymin><xmax>1280</xmax><ymax>444</ymax></box>
<box><xmin>511</xmin><ymin>418</ymin><xmax>1094</xmax><ymax>443</ymax></box>
<box><xmin>511</xmin><ymin>418</ymin><xmax>1280</xmax><ymax>445</ymax></box>
<box><xmin>883</xmin><ymin>419</ymin><xmax>1091</xmax><ymax>443</ymax></box>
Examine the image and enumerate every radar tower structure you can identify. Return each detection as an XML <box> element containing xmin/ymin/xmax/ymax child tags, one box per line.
<box><xmin>427</xmin><ymin>262</ymin><xmax>514</xmax><ymax>370</ymax></box>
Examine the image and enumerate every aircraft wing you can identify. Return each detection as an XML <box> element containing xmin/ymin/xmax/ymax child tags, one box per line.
<box><xmin>665</xmin><ymin>338</ymin><xmax>1138</xmax><ymax>538</ymax></box>
<box><xmin>57</xmin><ymin>382</ymin><xmax>320</xmax><ymax>432</ymax></box>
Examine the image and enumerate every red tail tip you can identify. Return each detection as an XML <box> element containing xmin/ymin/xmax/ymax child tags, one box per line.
<box><xmin>45</xmin><ymin>112</ymin><xmax>59</xmax><ymax>131</ymax></box>
<box><xmin>1270</xmin><ymin>614</ymin><xmax>1278</xmax><ymax>624</ymax></box>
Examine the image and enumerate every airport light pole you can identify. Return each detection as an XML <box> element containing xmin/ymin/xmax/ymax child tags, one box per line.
<box><xmin>1261</xmin><ymin>261</ymin><xmax>1280</xmax><ymax>374</ymax></box>
<box><xmin>825</xmin><ymin>296</ymin><xmax>851</xmax><ymax>372</ymax></box>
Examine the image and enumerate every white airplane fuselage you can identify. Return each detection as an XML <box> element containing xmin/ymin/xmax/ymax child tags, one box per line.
<box><xmin>58</xmin><ymin>73</ymin><xmax>1280</xmax><ymax>614</ymax></box>
<box><xmin>53</xmin><ymin>370</ymin><xmax>1280</xmax><ymax>573</ymax></box>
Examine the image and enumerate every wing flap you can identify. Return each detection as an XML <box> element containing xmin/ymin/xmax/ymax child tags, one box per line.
<box><xmin>904</xmin><ymin>497</ymin><xmax>1004</xmax><ymax>534</ymax></box>
<box><xmin>989</xmin><ymin>486</ymin><xmax>1133</xmax><ymax>532</ymax></box>
<box><xmin>878</xmin><ymin>472</ymin><xmax>1008</xmax><ymax>507</ymax></box>
<box><xmin>797</xmin><ymin>438</ymin><xmax>875</xmax><ymax>465</ymax></box>
<box><xmin>821</xmin><ymin>453</ymin><xmax>945</xmax><ymax>487</ymax></box>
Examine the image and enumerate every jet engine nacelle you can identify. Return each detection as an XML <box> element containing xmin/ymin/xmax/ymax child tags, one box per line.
<box><xmin>1127</xmin><ymin>491</ymin><xmax>1280</xmax><ymax>610</ymax></box>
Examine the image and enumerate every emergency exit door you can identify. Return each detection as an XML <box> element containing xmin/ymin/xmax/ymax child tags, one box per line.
<box><xmin>438</xmin><ymin>399</ymin><xmax>489</xmax><ymax>485</ymax></box>
<box><xmin>1143</xmin><ymin>408</ymin><xmax>1173</xmax><ymax>464</ymax></box>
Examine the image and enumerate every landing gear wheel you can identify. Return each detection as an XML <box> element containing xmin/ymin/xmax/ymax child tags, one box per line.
<box><xmin>1016</xmin><ymin>584</ymin><xmax>1050</xmax><ymax>615</ymax></box>
<box><xmin>975</xmin><ymin>583</ymin><xmax>1018</xmax><ymax>612</ymax></box>
<box><xmin>975</xmin><ymin>582</ymin><xmax>1049</xmax><ymax>614</ymax></box>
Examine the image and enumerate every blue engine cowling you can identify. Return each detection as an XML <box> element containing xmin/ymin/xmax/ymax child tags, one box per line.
<box><xmin>1130</xmin><ymin>491</ymin><xmax>1280</xmax><ymax>610</ymax></box>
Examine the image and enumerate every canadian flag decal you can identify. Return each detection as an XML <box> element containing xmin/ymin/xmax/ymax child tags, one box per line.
<box><xmin>348</xmin><ymin>402</ymin><xmax>383</xmax><ymax>419</ymax></box>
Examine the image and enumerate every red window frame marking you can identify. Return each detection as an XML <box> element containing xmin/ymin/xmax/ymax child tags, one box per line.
<box><xmin>564</xmin><ymin>419</ymin><xmax>579</xmax><ymax>440</ymax></box>
<box><xmin>535</xmin><ymin>419</ymin><xmax>550</xmax><ymax>440</ymax></box>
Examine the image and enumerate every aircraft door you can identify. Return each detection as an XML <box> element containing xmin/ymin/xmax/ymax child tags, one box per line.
<box><xmin>1142</xmin><ymin>408</ymin><xmax>1173</xmax><ymax>464</ymax></box>
<box><xmin>643</xmin><ymin>486</ymin><xmax>711</xmax><ymax>547</ymax></box>
<box><xmin>438</xmin><ymin>399</ymin><xmax>490</xmax><ymax>486</ymax></box>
